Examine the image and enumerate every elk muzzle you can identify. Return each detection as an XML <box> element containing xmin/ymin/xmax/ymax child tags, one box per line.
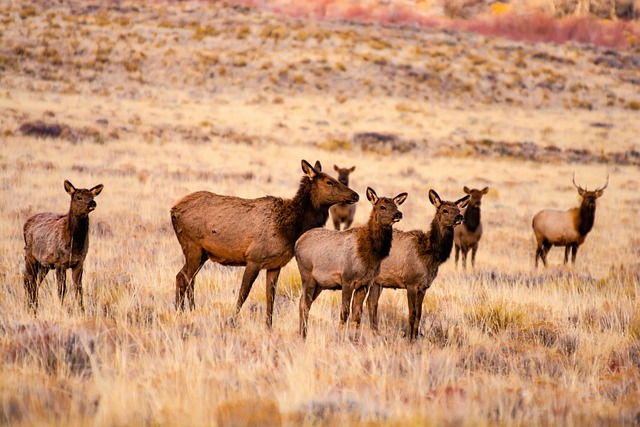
<box><xmin>392</xmin><ymin>211</ymin><xmax>403</xmax><ymax>223</ymax></box>
<box><xmin>344</xmin><ymin>193</ymin><xmax>359</xmax><ymax>204</ymax></box>
<box><xmin>454</xmin><ymin>214</ymin><xmax>464</xmax><ymax>226</ymax></box>
<box><xmin>88</xmin><ymin>200</ymin><xmax>97</xmax><ymax>211</ymax></box>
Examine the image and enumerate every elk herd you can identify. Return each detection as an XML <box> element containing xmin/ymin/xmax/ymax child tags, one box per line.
<box><xmin>21</xmin><ymin>160</ymin><xmax>609</xmax><ymax>340</ymax></box>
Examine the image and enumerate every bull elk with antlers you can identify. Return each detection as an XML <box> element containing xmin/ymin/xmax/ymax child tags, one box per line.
<box><xmin>532</xmin><ymin>173</ymin><xmax>608</xmax><ymax>267</ymax></box>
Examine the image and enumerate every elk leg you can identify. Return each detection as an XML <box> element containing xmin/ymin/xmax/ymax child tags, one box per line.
<box><xmin>571</xmin><ymin>245</ymin><xmax>578</xmax><ymax>264</ymax></box>
<box><xmin>299</xmin><ymin>276</ymin><xmax>317</xmax><ymax>339</ymax></box>
<box><xmin>412</xmin><ymin>289</ymin><xmax>427</xmax><ymax>342</ymax></box>
<box><xmin>471</xmin><ymin>244</ymin><xmax>478</xmax><ymax>269</ymax></box>
<box><xmin>454</xmin><ymin>244</ymin><xmax>460</xmax><ymax>268</ymax></box>
<box><xmin>351</xmin><ymin>285</ymin><xmax>368</xmax><ymax>326</ymax></box>
<box><xmin>406</xmin><ymin>289</ymin><xmax>418</xmax><ymax>341</ymax></box>
<box><xmin>340</xmin><ymin>283</ymin><xmax>355</xmax><ymax>324</ymax></box>
<box><xmin>563</xmin><ymin>245</ymin><xmax>570</xmax><ymax>264</ymax></box>
<box><xmin>461</xmin><ymin>247</ymin><xmax>468</xmax><ymax>270</ymax></box>
<box><xmin>56</xmin><ymin>268</ymin><xmax>67</xmax><ymax>305</ymax></box>
<box><xmin>366</xmin><ymin>283</ymin><xmax>382</xmax><ymax>331</ymax></box>
<box><xmin>235</xmin><ymin>263</ymin><xmax>261</xmax><ymax>316</ymax></box>
<box><xmin>540</xmin><ymin>242</ymin><xmax>551</xmax><ymax>267</ymax></box>
<box><xmin>175</xmin><ymin>245</ymin><xmax>206</xmax><ymax>311</ymax></box>
<box><xmin>332</xmin><ymin>217</ymin><xmax>341</xmax><ymax>230</ymax></box>
<box><xmin>71</xmin><ymin>265</ymin><xmax>85</xmax><ymax>313</ymax></box>
<box><xmin>265</xmin><ymin>268</ymin><xmax>281</xmax><ymax>328</ymax></box>
<box><xmin>24</xmin><ymin>257</ymin><xmax>43</xmax><ymax>313</ymax></box>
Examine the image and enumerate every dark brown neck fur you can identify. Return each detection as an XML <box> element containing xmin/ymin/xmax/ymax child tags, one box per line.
<box><xmin>275</xmin><ymin>177</ymin><xmax>330</xmax><ymax>243</ymax></box>
<box><xmin>67</xmin><ymin>211</ymin><xmax>90</xmax><ymax>251</ymax></box>
<box><xmin>357</xmin><ymin>214</ymin><xmax>393</xmax><ymax>267</ymax></box>
<box><xmin>416</xmin><ymin>216</ymin><xmax>455</xmax><ymax>266</ymax></box>
<box><xmin>464</xmin><ymin>205</ymin><xmax>481</xmax><ymax>232</ymax></box>
<box><xmin>577</xmin><ymin>199</ymin><xmax>596</xmax><ymax>235</ymax></box>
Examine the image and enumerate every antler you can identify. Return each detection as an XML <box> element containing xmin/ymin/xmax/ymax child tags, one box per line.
<box><xmin>595</xmin><ymin>174</ymin><xmax>609</xmax><ymax>192</ymax></box>
<box><xmin>572</xmin><ymin>172</ymin><xmax>585</xmax><ymax>192</ymax></box>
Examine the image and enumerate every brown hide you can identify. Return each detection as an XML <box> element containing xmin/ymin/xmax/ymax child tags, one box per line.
<box><xmin>295</xmin><ymin>187</ymin><xmax>407</xmax><ymax>338</ymax></box>
<box><xmin>23</xmin><ymin>180</ymin><xmax>104</xmax><ymax>313</ymax></box>
<box><xmin>170</xmin><ymin>160</ymin><xmax>359</xmax><ymax>328</ymax></box>
<box><xmin>367</xmin><ymin>190</ymin><xmax>469</xmax><ymax>341</ymax></box>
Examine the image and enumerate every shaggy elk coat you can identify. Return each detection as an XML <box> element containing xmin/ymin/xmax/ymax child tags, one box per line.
<box><xmin>329</xmin><ymin>165</ymin><xmax>357</xmax><ymax>230</ymax></box>
<box><xmin>23</xmin><ymin>180</ymin><xmax>104</xmax><ymax>313</ymax></box>
<box><xmin>367</xmin><ymin>190</ymin><xmax>469</xmax><ymax>341</ymax></box>
<box><xmin>454</xmin><ymin>186</ymin><xmax>489</xmax><ymax>269</ymax></box>
<box><xmin>532</xmin><ymin>173</ymin><xmax>608</xmax><ymax>267</ymax></box>
<box><xmin>295</xmin><ymin>187</ymin><xmax>407</xmax><ymax>338</ymax></box>
<box><xmin>170</xmin><ymin>160</ymin><xmax>359</xmax><ymax>327</ymax></box>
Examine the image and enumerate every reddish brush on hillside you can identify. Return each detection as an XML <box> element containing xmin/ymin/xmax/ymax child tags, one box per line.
<box><xmin>462</xmin><ymin>13</ymin><xmax>640</xmax><ymax>48</ymax></box>
<box><xmin>222</xmin><ymin>0</ymin><xmax>640</xmax><ymax>48</ymax></box>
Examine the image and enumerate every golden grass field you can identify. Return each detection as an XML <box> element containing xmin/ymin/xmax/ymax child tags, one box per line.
<box><xmin>1</xmin><ymin>0</ymin><xmax>640</xmax><ymax>425</ymax></box>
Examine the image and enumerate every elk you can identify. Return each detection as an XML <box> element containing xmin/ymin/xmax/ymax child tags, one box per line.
<box><xmin>295</xmin><ymin>187</ymin><xmax>407</xmax><ymax>338</ymax></box>
<box><xmin>454</xmin><ymin>186</ymin><xmax>489</xmax><ymax>269</ymax></box>
<box><xmin>329</xmin><ymin>165</ymin><xmax>356</xmax><ymax>230</ymax></box>
<box><xmin>23</xmin><ymin>180</ymin><xmax>104</xmax><ymax>314</ymax></box>
<box><xmin>170</xmin><ymin>160</ymin><xmax>359</xmax><ymax>327</ymax></box>
<box><xmin>366</xmin><ymin>190</ymin><xmax>469</xmax><ymax>341</ymax></box>
<box><xmin>532</xmin><ymin>173</ymin><xmax>608</xmax><ymax>268</ymax></box>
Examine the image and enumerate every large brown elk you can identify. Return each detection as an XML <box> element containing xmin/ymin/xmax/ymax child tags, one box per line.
<box><xmin>170</xmin><ymin>160</ymin><xmax>359</xmax><ymax>327</ymax></box>
<box><xmin>532</xmin><ymin>173</ymin><xmax>608</xmax><ymax>268</ymax></box>
<box><xmin>366</xmin><ymin>190</ymin><xmax>469</xmax><ymax>341</ymax></box>
<box><xmin>454</xmin><ymin>186</ymin><xmax>489</xmax><ymax>269</ymax></box>
<box><xmin>329</xmin><ymin>165</ymin><xmax>356</xmax><ymax>230</ymax></box>
<box><xmin>295</xmin><ymin>187</ymin><xmax>407</xmax><ymax>338</ymax></box>
<box><xmin>23</xmin><ymin>180</ymin><xmax>104</xmax><ymax>313</ymax></box>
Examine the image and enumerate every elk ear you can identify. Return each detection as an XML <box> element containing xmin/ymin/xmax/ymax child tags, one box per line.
<box><xmin>394</xmin><ymin>193</ymin><xmax>408</xmax><ymax>206</ymax></box>
<box><xmin>366</xmin><ymin>187</ymin><xmax>379</xmax><ymax>204</ymax></box>
<box><xmin>428</xmin><ymin>190</ymin><xmax>441</xmax><ymax>208</ymax></box>
<box><xmin>64</xmin><ymin>180</ymin><xmax>76</xmax><ymax>195</ymax></box>
<box><xmin>463</xmin><ymin>186</ymin><xmax>471</xmax><ymax>194</ymax></box>
<box><xmin>577</xmin><ymin>188</ymin><xmax>586</xmax><ymax>197</ymax></box>
<box><xmin>481</xmin><ymin>187</ymin><xmax>489</xmax><ymax>195</ymax></box>
<box><xmin>301</xmin><ymin>160</ymin><xmax>317</xmax><ymax>180</ymax></box>
<box><xmin>314</xmin><ymin>161</ymin><xmax>322</xmax><ymax>172</ymax></box>
<box><xmin>333</xmin><ymin>164</ymin><xmax>339</xmax><ymax>172</ymax></box>
<box><xmin>595</xmin><ymin>189</ymin><xmax>605</xmax><ymax>198</ymax></box>
<box><xmin>456</xmin><ymin>195</ymin><xmax>470</xmax><ymax>209</ymax></box>
<box><xmin>90</xmin><ymin>184</ymin><xmax>104</xmax><ymax>196</ymax></box>
<box><xmin>348</xmin><ymin>166</ymin><xmax>356</xmax><ymax>173</ymax></box>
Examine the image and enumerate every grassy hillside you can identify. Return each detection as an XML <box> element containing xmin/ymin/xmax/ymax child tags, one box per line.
<box><xmin>1</xmin><ymin>1</ymin><xmax>639</xmax><ymax>425</ymax></box>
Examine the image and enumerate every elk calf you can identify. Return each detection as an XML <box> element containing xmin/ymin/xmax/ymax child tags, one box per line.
<box><xmin>296</xmin><ymin>187</ymin><xmax>407</xmax><ymax>338</ymax></box>
<box><xmin>367</xmin><ymin>190</ymin><xmax>469</xmax><ymax>341</ymax></box>
<box><xmin>23</xmin><ymin>180</ymin><xmax>104</xmax><ymax>313</ymax></box>
<box><xmin>532</xmin><ymin>173</ymin><xmax>607</xmax><ymax>267</ymax></box>
<box><xmin>329</xmin><ymin>165</ymin><xmax>356</xmax><ymax>230</ymax></box>
<box><xmin>454</xmin><ymin>186</ymin><xmax>488</xmax><ymax>269</ymax></box>
<box><xmin>170</xmin><ymin>160</ymin><xmax>359</xmax><ymax>327</ymax></box>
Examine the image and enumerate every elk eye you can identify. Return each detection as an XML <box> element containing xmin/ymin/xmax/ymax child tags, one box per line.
<box><xmin>443</xmin><ymin>209</ymin><xmax>448</xmax><ymax>214</ymax></box>
<box><xmin>327</xmin><ymin>180</ymin><xmax>334</xmax><ymax>186</ymax></box>
<box><xmin>380</xmin><ymin>206</ymin><xmax>387</xmax><ymax>210</ymax></box>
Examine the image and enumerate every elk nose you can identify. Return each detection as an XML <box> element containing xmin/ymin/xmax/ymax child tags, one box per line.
<box><xmin>89</xmin><ymin>200</ymin><xmax>97</xmax><ymax>209</ymax></box>
<box><xmin>455</xmin><ymin>214</ymin><xmax>464</xmax><ymax>225</ymax></box>
<box><xmin>352</xmin><ymin>192</ymin><xmax>360</xmax><ymax>202</ymax></box>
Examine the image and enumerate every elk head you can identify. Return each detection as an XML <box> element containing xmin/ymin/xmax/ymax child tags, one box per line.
<box><xmin>64</xmin><ymin>180</ymin><xmax>104</xmax><ymax>217</ymax></box>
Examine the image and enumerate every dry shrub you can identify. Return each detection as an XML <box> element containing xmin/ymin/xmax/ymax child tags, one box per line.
<box><xmin>215</xmin><ymin>397</ymin><xmax>282</xmax><ymax>427</ymax></box>
<box><xmin>353</xmin><ymin>132</ymin><xmax>417</xmax><ymax>154</ymax></box>
<box><xmin>443</xmin><ymin>0</ymin><xmax>488</xmax><ymax>19</ymax></box>
<box><xmin>466</xmin><ymin>300</ymin><xmax>527</xmax><ymax>335</ymax></box>
<box><xmin>1</xmin><ymin>319</ymin><xmax>118</xmax><ymax>376</ymax></box>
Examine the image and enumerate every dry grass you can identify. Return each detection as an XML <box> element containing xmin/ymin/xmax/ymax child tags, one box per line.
<box><xmin>1</xmin><ymin>0</ymin><xmax>639</xmax><ymax>425</ymax></box>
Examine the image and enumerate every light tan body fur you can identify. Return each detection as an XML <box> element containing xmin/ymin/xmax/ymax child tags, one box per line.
<box><xmin>296</xmin><ymin>188</ymin><xmax>407</xmax><ymax>338</ymax></box>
